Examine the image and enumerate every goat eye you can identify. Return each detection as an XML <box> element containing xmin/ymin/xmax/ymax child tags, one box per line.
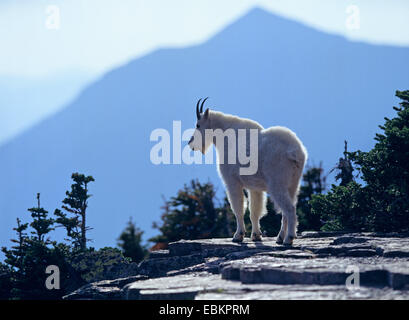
<box><xmin>196</xmin><ymin>124</ymin><xmax>200</xmax><ymax>128</ymax></box>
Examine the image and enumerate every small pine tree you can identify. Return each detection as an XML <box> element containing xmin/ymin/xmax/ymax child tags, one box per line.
<box><xmin>333</xmin><ymin>141</ymin><xmax>354</xmax><ymax>186</ymax></box>
<box><xmin>117</xmin><ymin>218</ymin><xmax>148</xmax><ymax>263</ymax></box>
<box><xmin>6</xmin><ymin>218</ymin><xmax>29</xmax><ymax>271</ymax></box>
<box><xmin>54</xmin><ymin>173</ymin><xmax>95</xmax><ymax>251</ymax></box>
<box><xmin>1</xmin><ymin>195</ymin><xmax>68</xmax><ymax>299</ymax></box>
<box><xmin>150</xmin><ymin>180</ymin><xmax>229</xmax><ymax>245</ymax></box>
<box><xmin>28</xmin><ymin>193</ymin><xmax>54</xmax><ymax>243</ymax></box>
<box><xmin>1</xmin><ymin>218</ymin><xmax>29</xmax><ymax>299</ymax></box>
<box><xmin>309</xmin><ymin>144</ymin><xmax>363</xmax><ymax>232</ymax></box>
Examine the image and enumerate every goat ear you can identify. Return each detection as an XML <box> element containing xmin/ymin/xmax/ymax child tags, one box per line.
<box><xmin>204</xmin><ymin>108</ymin><xmax>210</xmax><ymax>119</ymax></box>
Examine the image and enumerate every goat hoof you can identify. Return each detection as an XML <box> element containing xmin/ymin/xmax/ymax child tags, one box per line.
<box><xmin>276</xmin><ymin>236</ymin><xmax>284</xmax><ymax>244</ymax></box>
<box><xmin>232</xmin><ymin>237</ymin><xmax>244</xmax><ymax>243</ymax></box>
<box><xmin>232</xmin><ymin>232</ymin><xmax>244</xmax><ymax>243</ymax></box>
<box><xmin>251</xmin><ymin>233</ymin><xmax>262</xmax><ymax>242</ymax></box>
<box><xmin>283</xmin><ymin>235</ymin><xmax>295</xmax><ymax>246</ymax></box>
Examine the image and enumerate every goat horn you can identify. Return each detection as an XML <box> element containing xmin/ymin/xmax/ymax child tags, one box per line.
<box><xmin>196</xmin><ymin>98</ymin><xmax>202</xmax><ymax>120</ymax></box>
<box><xmin>200</xmin><ymin>97</ymin><xmax>209</xmax><ymax>113</ymax></box>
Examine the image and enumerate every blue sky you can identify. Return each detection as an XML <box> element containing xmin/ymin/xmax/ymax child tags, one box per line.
<box><xmin>1</xmin><ymin>0</ymin><xmax>409</xmax><ymax>145</ymax></box>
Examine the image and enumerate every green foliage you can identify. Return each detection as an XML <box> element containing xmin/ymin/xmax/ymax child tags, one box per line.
<box><xmin>1</xmin><ymin>172</ymin><xmax>132</xmax><ymax>300</ymax></box>
<box><xmin>259</xmin><ymin>198</ymin><xmax>282</xmax><ymax>236</ymax></box>
<box><xmin>67</xmin><ymin>247</ymin><xmax>130</xmax><ymax>284</ymax></box>
<box><xmin>54</xmin><ymin>173</ymin><xmax>95</xmax><ymax>251</ymax></box>
<box><xmin>3</xmin><ymin>218</ymin><xmax>28</xmax><ymax>272</ymax></box>
<box><xmin>1</xmin><ymin>195</ymin><xmax>68</xmax><ymax>299</ymax></box>
<box><xmin>150</xmin><ymin>180</ymin><xmax>230</xmax><ymax>244</ymax></box>
<box><xmin>28</xmin><ymin>193</ymin><xmax>54</xmax><ymax>243</ymax></box>
<box><xmin>117</xmin><ymin>218</ymin><xmax>148</xmax><ymax>263</ymax></box>
<box><xmin>311</xmin><ymin>90</ymin><xmax>409</xmax><ymax>232</ymax></box>
<box><xmin>334</xmin><ymin>141</ymin><xmax>354</xmax><ymax>186</ymax></box>
<box><xmin>0</xmin><ymin>263</ymin><xmax>12</xmax><ymax>300</ymax></box>
<box><xmin>1</xmin><ymin>217</ymin><xmax>71</xmax><ymax>299</ymax></box>
<box><xmin>214</xmin><ymin>195</ymin><xmax>237</xmax><ymax>238</ymax></box>
<box><xmin>348</xmin><ymin>90</ymin><xmax>409</xmax><ymax>232</ymax></box>
<box><xmin>297</xmin><ymin>164</ymin><xmax>327</xmax><ymax>231</ymax></box>
<box><xmin>310</xmin><ymin>181</ymin><xmax>368</xmax><ymax>231</ymax></box>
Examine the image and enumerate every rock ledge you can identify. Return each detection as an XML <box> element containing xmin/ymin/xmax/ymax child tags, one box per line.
<box><xmin>64</xmin><ymin>232</ymin><xmax>409</xmax><ymax>300</ymax></box>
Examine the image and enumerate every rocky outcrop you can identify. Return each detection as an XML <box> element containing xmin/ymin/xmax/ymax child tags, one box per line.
<box><xmin>63</xmin><ymin>232</ymin><xmax>409</xmax><ymax>300</ymax></box>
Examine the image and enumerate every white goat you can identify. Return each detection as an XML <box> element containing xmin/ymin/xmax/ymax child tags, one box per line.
<box><xmin>188</xmin><ymin>98</ymin><xmax>307</xmax><ymax>245</ymax></box>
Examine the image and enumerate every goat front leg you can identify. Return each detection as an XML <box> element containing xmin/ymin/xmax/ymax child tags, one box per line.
<box><xmin>249</xmin><ymin>190</ymin><xmax>266</xmax><ymax>241</ymax></box>
<box><xmin>226</xmin><ymin>184</ymin><xmax>246</xmax><ymax>243</ymax></box>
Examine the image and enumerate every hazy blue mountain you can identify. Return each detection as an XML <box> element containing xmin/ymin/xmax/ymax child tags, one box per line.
<box><xmin>1</xmin><ymin>8</ymin><xmax>409</xmax><ymax>253</ymax></box>
<box><xmin>0</xmin><ymin>72</ymin><xmax>95</xmax><ymax>145</ymax></box>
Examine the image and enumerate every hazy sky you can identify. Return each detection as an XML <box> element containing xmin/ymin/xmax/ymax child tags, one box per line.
<box><xmin>1</xmin><ymin>0</ymin><xmax>409</xmax><ymax>77</ymax></box>
<box><xmin>1</xmin><ymin>0</ymin><xmax>408</xmax><ymax>145</ymax></box>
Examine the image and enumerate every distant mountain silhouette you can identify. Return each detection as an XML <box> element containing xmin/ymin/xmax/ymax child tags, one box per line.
<box><xmin>1</xmin><ymin>8</ymin><xmax>409</xmax><ymax>252</ymax></box>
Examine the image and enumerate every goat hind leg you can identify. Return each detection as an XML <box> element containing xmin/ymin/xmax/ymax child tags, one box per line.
<box><xmin>276</xmin><ymin>214</ymin><xmax>287</xmax><ymax>244</ymax></box>
<box><xmin>270</xmin><ymin>189</ymin><xmax>297</xmax><ymax>246</ymax></box>
<box><xmin>282</xmin><ymin>199</ymin><xmax>297</xmax><ymax>245</ymax></box>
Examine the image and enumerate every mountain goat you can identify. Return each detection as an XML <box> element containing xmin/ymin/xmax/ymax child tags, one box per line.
<box><xmin>188</xmin><ymin>98</ymin><xmax>307</xmax><ymax>245</ymax></box>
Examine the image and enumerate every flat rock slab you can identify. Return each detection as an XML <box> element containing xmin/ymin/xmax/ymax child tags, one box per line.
<box><xmin>64</xmin><ymin>232</ymin><xmax>409</xmax><ymax>300</ymax></box>
<box><xmin>168</xmin><ymin>237</ymin><xmax>285</xmax><ymax>258</ymax></box>
<box><xmin>122</xmin><ymin>271</ymin><xmax>409</xmax><ymax>300</ymax></box>
<box><xmin>220</xmin><ymin>256</ymin><xmax>409</xmax><ymax>288</ymax></box>
<box><xmin>123</xmin><ymin>272</ymin><xmax>219</xmax><ymax>300</ymax></box>
<box><xmin>196</xmin><ymin>284</ymin><xmax>409</xmax><ymax>300</ymax></box>
<box><xmin>63</xmin><ymin>275</ymin><xmax>148</xmax><ymax>300</ymax></box>
<box><xmin>168</xmin><ymin>234</ymin><xmax>409</xmax><ymax>259</ymax></box>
